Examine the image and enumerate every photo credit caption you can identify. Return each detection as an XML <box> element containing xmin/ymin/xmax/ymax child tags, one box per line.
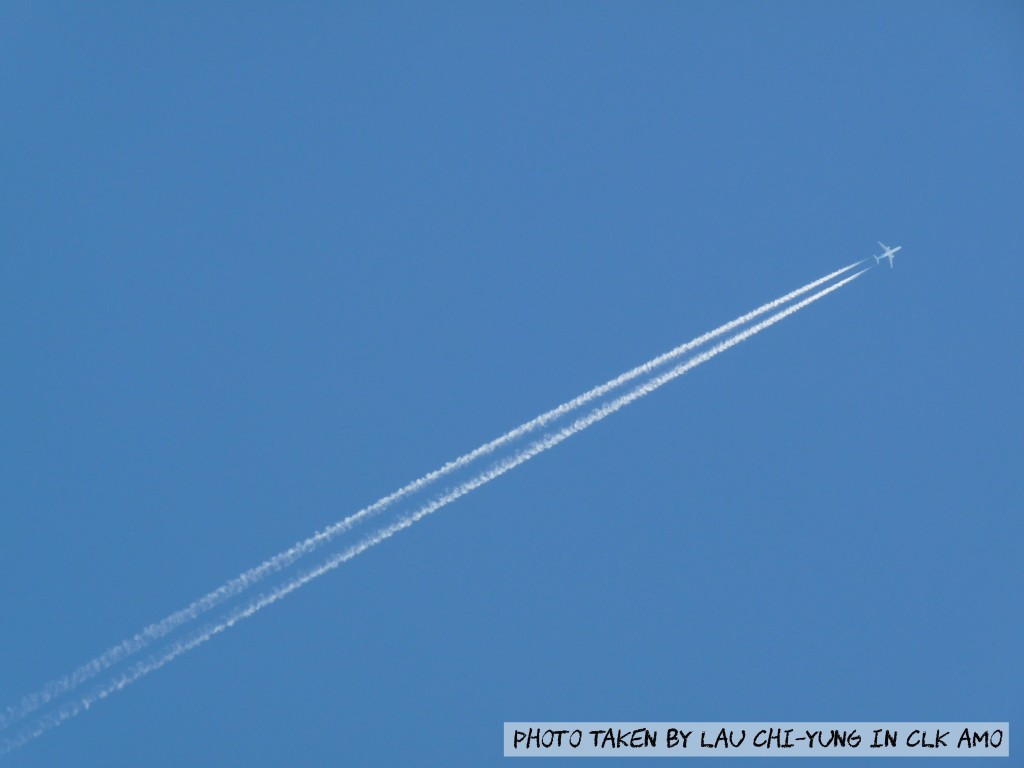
<box><xmin>503</xmin><ymin>722</ymin><xmax>1008</xmax><ymax>757</ymax></box>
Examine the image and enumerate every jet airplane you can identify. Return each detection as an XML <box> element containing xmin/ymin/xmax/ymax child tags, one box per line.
<box><xmin>874</xmin><ymin>241</ymin><xmax>902</xmax><ymax>268</ymax></box>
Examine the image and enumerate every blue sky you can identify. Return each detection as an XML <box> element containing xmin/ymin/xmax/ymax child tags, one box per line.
<box><xmin>2</xmin><ymin>2</ymin><xmax>1021</xmax><ymax>764</ymax></box>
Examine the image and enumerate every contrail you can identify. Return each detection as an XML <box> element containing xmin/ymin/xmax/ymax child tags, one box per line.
<box><xmin>0</xmin><ymin>260</ymin><xmax>863</xmax><ymax>731</ymax></box>
<box><xmin>1</xmin><ymin>267</ymin><xmax>867</xmax><ymax>754</ymax></box>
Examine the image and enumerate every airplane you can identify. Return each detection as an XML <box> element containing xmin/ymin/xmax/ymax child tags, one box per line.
<box><xmin>874</xmin><ymin>241</ymin><xmax>902</xmax><ymax>268</ymax></box>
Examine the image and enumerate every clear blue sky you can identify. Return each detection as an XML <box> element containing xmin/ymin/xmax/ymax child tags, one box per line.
<box><xmin>2</xmin><ymin>2</ymin><xmax>1021</xmax><ymax>765</ymax></box>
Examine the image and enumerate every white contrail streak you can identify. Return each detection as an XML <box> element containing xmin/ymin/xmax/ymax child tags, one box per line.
<box><xmin>1</xmin><ymin>267</ymin><xmax>867</xmax><ymax>754</ymax></box>
<box><xmin>0</xmin><ymin>260</ymin><xmax>863</xmax><ymax>732</ymax></box>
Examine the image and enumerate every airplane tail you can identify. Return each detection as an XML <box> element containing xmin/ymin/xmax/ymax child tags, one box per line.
<box><xmin>874</xmin><ymin>254</ymin><xmax>882</xmax><ymax>264</ymax></box>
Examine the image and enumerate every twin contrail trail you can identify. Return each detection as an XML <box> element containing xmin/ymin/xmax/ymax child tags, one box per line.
<box><xmin>0</xmin><ymin>260</ymin><xmax>863</xmax><ymax>733</ymax></box>
<box><xmin>2</xmin><ymin>265</ymin><xmax>868</xmax><ymax>753</ymax></box>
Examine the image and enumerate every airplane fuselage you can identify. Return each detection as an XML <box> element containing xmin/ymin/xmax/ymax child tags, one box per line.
<box><xmin>875</xmin><ymin>242</ymin><xmax>901</xmax><ymax>268</ymax></box>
